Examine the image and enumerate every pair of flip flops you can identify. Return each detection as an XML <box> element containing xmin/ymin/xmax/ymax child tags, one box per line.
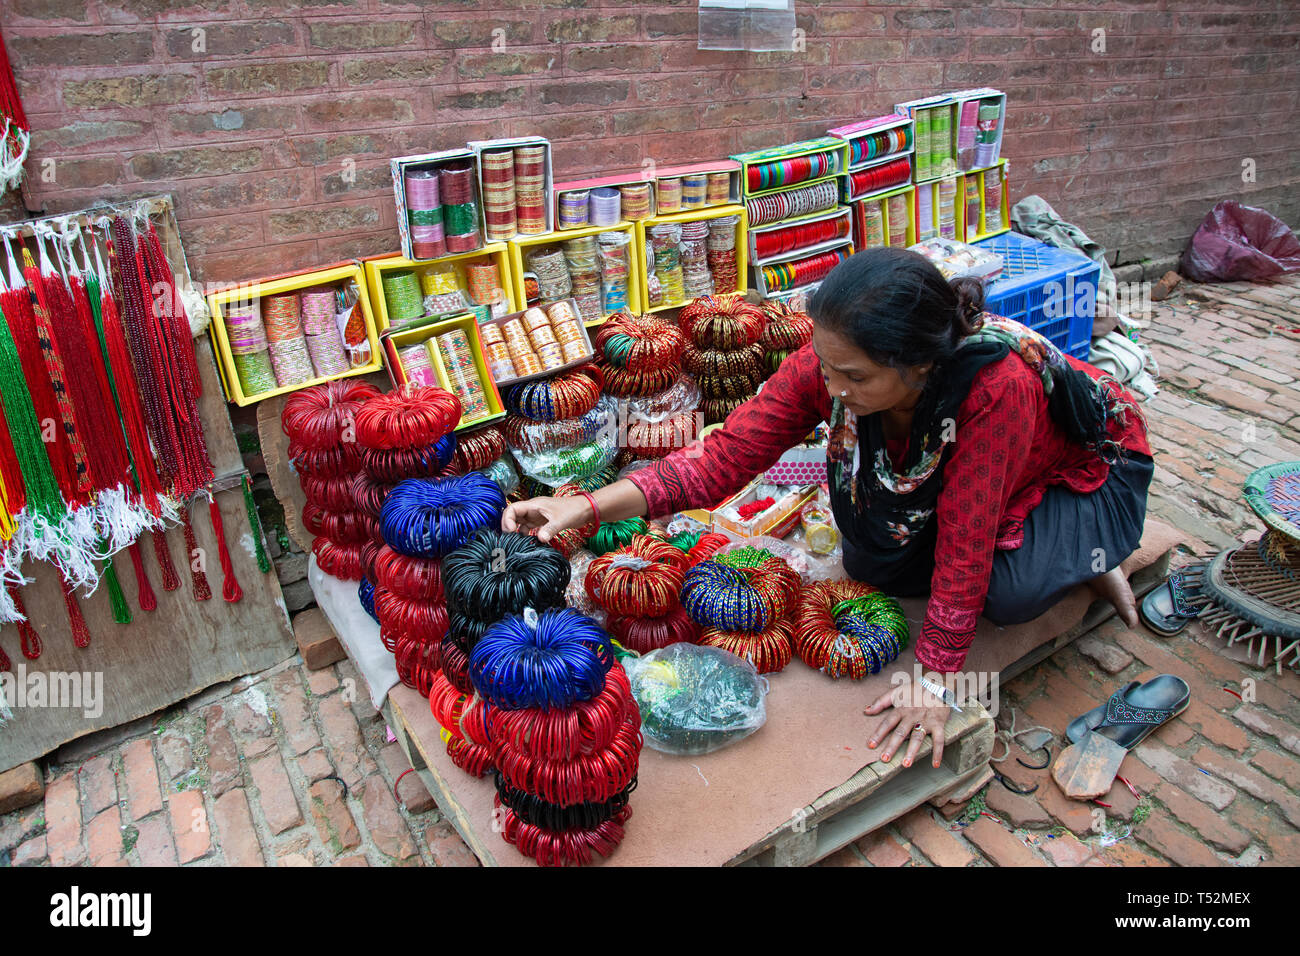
<box><xmin>1054</xmin><ymin>675</ymin><xmax>1190</xmax><ymax>799</ymax></box>
<box><xmin>1139</xmin><ymin>566</ymin><xmax>1208</xmax><ymax>636</ymax></box>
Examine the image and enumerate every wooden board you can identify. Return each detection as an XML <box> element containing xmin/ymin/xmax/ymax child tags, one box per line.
<box><xmin>384</xmin><ymin>681</ymin><xmax>993</xmax><ymax>868</ymax></box>
<box><xmin>0</xmin><ymin>204</ymin><xmax>295</xmax><ymax>771</ymax></box>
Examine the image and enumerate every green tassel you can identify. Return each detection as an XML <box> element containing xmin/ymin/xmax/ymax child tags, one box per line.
<box><xmin>0</xmin><ymin>303</ymin><xmax>64</xmax><ymax>519</ymax></box>
<box><xmin>103</xmin><ymin>559</ymin><xmax>131</xmax><ymax>624</ymax></box>
<box><xmin>243</xmin><ymin>475</ymin><xmax>271</xmax><ymax>574</ymax></box>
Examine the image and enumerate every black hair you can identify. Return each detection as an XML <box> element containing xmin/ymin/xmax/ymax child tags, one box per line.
<box><xmin>809</xmin><ymin>246</ymin><xmax>1122</xmax><ymax>465</ymax></box>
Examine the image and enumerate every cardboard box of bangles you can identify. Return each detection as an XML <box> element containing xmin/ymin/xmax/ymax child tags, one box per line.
<box><xmin>711</xmin><ymin>480</ymin><xmax>820</xmax><ymax>539</ymax></box>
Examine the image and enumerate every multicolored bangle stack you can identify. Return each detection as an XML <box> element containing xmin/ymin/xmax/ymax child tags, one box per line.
<box><xmin>677</xmin><ymin>294</ymin><xmax>767</xmax><ymax>424</ymax></box>
<box><xmin>583</xmin><ymin>535</ymin><xmax>698</xmax><ymax>654</ymax></box>
<box><xmin>793</xmin><ymin>580</ymin><xmax>910</xmax><ymax>680</ymax></box>
<box><xmin>756</xmin><ymin>299</ymin><xmax>814</xmax><ymax>379</ymax></box>
<box><xmin>681</xmin><ymin>556</ymin><xmax>802</xmax><ymax>674</ymax></box>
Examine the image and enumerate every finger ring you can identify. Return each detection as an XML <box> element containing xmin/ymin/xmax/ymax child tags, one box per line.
<box><xmin>913</xmin><ymin>724</ymin><xmax>926</xmax><ymax>734</ymax></box>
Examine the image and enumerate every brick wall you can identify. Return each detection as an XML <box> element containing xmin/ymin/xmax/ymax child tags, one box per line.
<box><xmin>4</xmin><ymin>0</ymin><xmax>1297</xmax><ymax>283</ymax></box>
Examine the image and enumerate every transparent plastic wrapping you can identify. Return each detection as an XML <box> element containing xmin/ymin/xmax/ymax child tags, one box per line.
<box><xmin>503</xmin><ymin>396</ymin><xmax>618</xmax><ymax>454</ymax></box>
<box><xmin>565</xmin><ymin>549</ymin><xmax>606</xmax><ymax>623</ymax></box>
<box><xmin>623</xmin><ymin>643</ymin><xmax>768</xmax><ymax>755</ymax></box>
<box><xmin>619</xmin><ymin>374</ymin><xmax>701</xmax><ymax>424</ymax></box>
<box><xmin>476</xmin><ymin>454</ymin><xmax>520</xmax><ymax>496</ymax></box>
<box><xmin>511</xmin><ymin>430</ymin><xmax>620</xmax><ymax>486</ymax></box>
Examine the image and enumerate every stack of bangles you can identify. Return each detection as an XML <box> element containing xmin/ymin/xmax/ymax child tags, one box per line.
<box><xmin>353</xmin><ymin>386</ymin><xmax>463</xmax><ymax>450</ymax></box>
<box><xmin>600</xmin><ymin>364</ymin><xmax>680</xmax><ymax>398</ymax></box>
<box><xmin>695</xmin><ymin>370</ymin><xmax>763</xmax><ymax>400</ymax></box>
<box><xmin>373</xmin><ymin>585</ymin><xmax>449</xmax><ymax>650</ymax></box>
<box><xmin>605</xmin><ymin>605</ymin><xmax>699</xmax><ymax>654</ymax></box>
<box><xmin>701</xmin><ymin>396</ymin><xmax>747</xmax><ymax>424</ymax></box>
<box><xmin>504</xmin><ymin>401</ymin><xmax>614</xmax><ymax>454</ymax></box>
<box><xmin>584</xmin><ymin>517</ymin><xmax>649</xmax><ymax>556</ymax></box>
<box><xmin>682</xmin><ymin>556</ymin><xmax>802</xmax><ymax>674</ymax></box>
<box><xmin>758</xmin><ymin>302</ymin><xmax>814</xmax><ymax>352</ymax></box>
<box><xmin>360</xmin><ymin>433</ymin><xmax>457</xmax><ymax>482</ymax></box>
<box><xmin>682</xmin><ymin>343</ymin><xmax>764</xmax><ymax>379</ymax></box>
<box><xmin>584</xmin><ymin>536</ymin><xmax>689</xmax><ymax>618</ymax></box>
<box><xmin>358</xmin><ymin>577</ymin><xmax>378</xmax><ymax>622</ymax></box>
<box><xmin>427</xmin><ymin>671</ymin><xmax>494</xmax><ymax>777</ymax></box>
<box><xmin>624</xmin><ymin>412</ymin><xmax>698</xmax><ymax>459</ymax></box>
<box><xmin>447</xmin><ymin>425</ymin><xmax>506</xmax><ymax>475</ymax></box>
<box><xmin>678</xmin><ymin>295</ymin><xmax>766</xmax><ymax>350</ymax></box>
<box><xmin>379</xmin><ymin>473</ymin><xmax>508</xmax><ymax>559</ymax></box>
<box><xmin>794</xmin><ymin>581</ymin><xmax>910</xmax><ymax>679</ymax></box>
<box><xmin>504</xmin><ymin>365</ymin><xmax>604</xmax><ymax>422</ymax></box>
<box><xmin>393</xmin><ymin>633</ymin><xmax>442</xmax><ymax>698</ymax></box>
<box><xmin>373</xmin><ymin>545</ymin><xmax>445</xmax><ymax>601</ymax></box>
<box><xmin>281</xmin><ymin>379</ymin><xmax>382</xmax><ymax>450</ymax></box>
<box><xmin>302</xmin><ymin>504</ymin><xmax>372</xmax><ymax>545</ymax></box>
<box><xmin>594</xmin><ymin>312</ymin><xmax>685</xmax><ymax>373</ymax></box>
<box><xmin>351</xmin><ymin>472</ymin><xmax>394</xmax><ymax>519</ymax></box>
<box><xmin>288</xmin><ymin>441</ymin><xmax>362</xmax><ymax>478</ymax></box>
<box><xmin>686</xmin><ymin>531</ymin><xmax>731</xmax><ymax>566</ymax></box>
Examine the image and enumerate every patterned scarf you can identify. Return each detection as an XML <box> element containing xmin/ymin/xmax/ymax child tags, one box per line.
<box><xmin>827</xmin><ymin>314</ymin><xmax>1130</xmax><ymax>552</ymax></box>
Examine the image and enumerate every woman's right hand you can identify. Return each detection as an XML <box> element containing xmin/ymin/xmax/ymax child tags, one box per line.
<box><xmin>501</xmin><ymin>495</ymin><xmax>593</xmax><ymax>544</ymax></box>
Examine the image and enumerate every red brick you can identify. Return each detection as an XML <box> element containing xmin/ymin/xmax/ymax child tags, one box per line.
<box><xmin>1263</xmin><ymin>833</ymin><xmax>1300</xmax><ymax>866</ymax></box>
<box><xmin>1039</xmin><ymin>832</ymin><xmax>1094</xmax><ymax>867</ymax></box>
<box><xmin>818</xmin><ymin>845</ymin><xmax>868</xmax><ymax>866</ymax></box>
<box><xmin>167</xmin><ymin>790</ymin><xmax>211</xmax><ymax>864</ymax></box>
<box><xmin>1234</xmin><ymin>706</ymin><xmax>1300</xmax><ymax>755</ymax></box>
<box><xmin>310</xmin><ymin>778</ymin><xmax>361</xmax><ymax>855</ymax></box>
<box><xmin>378</xmin><ymin>742</ymin><xmax>435</xmax><ymax>814</ymax></box>
<box><xmin>963</xmin><ymin>816</ymin><xmax>1047</xmax><ymax>867</ymax></box>
<box><xmin>1136</xmin><ymin>815</ymin><xmax>1225</xmax><ymax>867</ymax></box>
<box><xmin>307</xmin><ymin>669</ymin><xmax>339</xmax><ymax>696</ymax></box>
<box><xmin>204</xmin><ymin>706</ymin><xmax>242</xmax><ymax>797</ymax></box>
<box><xmin>1035</xmin><ymin>781</ymin><xmax>1099</xmax><ymax>836</ymax></box>
<box><xmin>79</xmin><ymin>754</ymin><xmax>118</xmax><ymax>821</ymax></box>
<box><xmin>248</xmin><ymin>751</ymin><xmax>303</xmax><ymax>835</ymax></box>
<box><xmin>270</xmin><ymin>671</ymin><xmax>322</xmax><ymax>756</ymax></box>
<box><xmin>334</xmin><ymin>854</ymin><xmax>371</xmax><ymax>866</ymax></box>
<box><xmin>213</xmin><ymin>789</ymin><xmax>264</xmax><ymax>868</ymax></box>
<box><xmin>299</xmin><ymin>748</ymin><xmax>337</xmax><ymax>784</ymax></box>
<box><xmin>424</xmin><ymin>822</ymin><xmax>480</xmax><ymax>868</ymax></box>
<box><xmin>121</xmin><ymin>738</ymin><xmax>163</xmax><ymax>820</ymax></box>
<box><xmin>156</xmin><ymin>730</ymin><xmax>194</xmax><ymax>781</ymax></box>
<box><xmin>317</xmin><ymin>693</ymin><xmax>370</xmax><ymax>788</ymax></box>
<box><xmin>897</xmin><ymin>808</ymin><xmax>975</xmax><ymax>867</ymax></box>
<box><xmin>133</xmin><ymin>814</ymin><xmax>177</xmax><ymax>867</ymax></box>
<box><xmin>1093</xmin><ymin>841</ymin><xmax>1171</xmax><ymax>867</ymax></box>
<box><xmin>1193</xmin><ymin>747</ymin><xmax>1300</xmax><ymax>828</ymax></box>
<box><xmin>984</xmin><ymin>780</ymin><xmax>1054</xmax><ymax>828</ymax></box>
<box><xmin>44</xmin><ymin>773</ymin><xmax>85</xmax><ymax>867</ymax></box>
<box><xmin>855</xmin><ymin>829</ymin><xmax>912</xmax><ymax>867</ymax></box>
<box><xmin>1155</xmin><ymin>783</ymin><xmax>1250</xmax><ymax>854</ymax></box>
<box><xmin>1251</xmin><ymin>748</ymin><xmax>1300</xmax><ymax>791</ymax></box>
<box><xmin>12</xmin><ymin>835</ymin><xmax>46</xmax><ymax>866</ymax></box>
<box><xmin>0</xmin><ymin>762</ymin><xmax>44</xmax><ymax>814</ymax></box>
<box><xmin>293</xmin><ymin>608</ymin><xmax>346</xmax><ymax>670</ymax></box>
<box><xmin>86</xmin><ymin>808</ymin><xmax>124</xmax><ymax>866</ymax></box>
<box><xmin>1136</xmin><ymin>741</ymin><xmax>1237</xmax><ymax>809</ymax></box>
<box><xmin>360</xmin><ymin>776</ymin><xmax>417</xmax><ymax>861</ymax></box>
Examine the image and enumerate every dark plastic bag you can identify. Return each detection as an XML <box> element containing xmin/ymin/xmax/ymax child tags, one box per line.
<box><xmin>1180</xmin><ymin>200</ymin><xmax>1300</xmax><ymax>282</ymax></box>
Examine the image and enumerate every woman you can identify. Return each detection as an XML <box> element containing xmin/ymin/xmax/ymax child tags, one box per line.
<box><xmin>503</xmin><ymin>247</ymin><xmax>1152</xmax><ymax>772</ymax></box>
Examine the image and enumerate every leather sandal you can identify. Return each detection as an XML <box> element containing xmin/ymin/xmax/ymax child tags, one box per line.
<box><xmin>1066</xmin><ymin>675</ymin><xmax>1191</xmax><ymax>748</ymax></box>
<box><xmin>1139</xmin><ymin>566</ymin><xmax>1207</xmax><ymax>637</ymax></box>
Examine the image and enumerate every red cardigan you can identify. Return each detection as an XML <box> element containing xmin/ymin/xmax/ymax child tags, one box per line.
<box><xmin>627</xmin><ymin>342</ymin><xmax>1152</xmax><ymax>673</ymax></box>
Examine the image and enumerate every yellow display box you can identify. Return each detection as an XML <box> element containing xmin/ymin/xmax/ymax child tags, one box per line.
<box><xmin>381</xmin><ymin>313</ymin><xmax>505</xmax><ymax>432</ymax></box>
<box><xmin>636</xmin><ymin>204</ymin><xmax>748</xmax><ymax>314</ymax></box>
<box><xmin>207</xmin><ymin>262</ymin><xmax>382</xmax><ymax>407</ymax></box>
<box><xmin>507</xmin><ymin>222</ymin><xmax>642</xmax><ymax>327</ymax></box>
<box><xmin>853</xmin><ymin>184</ymin><xmax>916</xmax><ymax>251</ymax></box>
<box><xmin>958</xmin><ymin>158</ymin><xmax>1011</xmax><ymax>243</ymax></box>
<box><xmin>362</xmin><ymin>245</ymin><xmax>518</xmax><ymax>335</ymax></box>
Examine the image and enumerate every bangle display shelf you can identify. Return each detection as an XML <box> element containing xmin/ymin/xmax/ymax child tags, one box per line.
<box><xmin>652</xmin><ymin>159</ymin><xmax>743</xmax><ymax>214</ymax></box>
<box><xmin>207</xmin><ymin>261</ymin><xmax>383</xmax><ymax>407</ymax></box>
<box><xmin>958</xmin><ymin>158</ymin><xmax>1011</xmax><ymax>244</ymax></box>
<box><xmin>912</xmin><ymin>175</ymin><xmax>964</xmax><ymax>244</ymax></box>
<box><xmin>732</xmin><ymin>137</ymin><xmax>851</xmax><ymax>302</ymax></box>
<box><xmin>552</xmin><ymin>170</ymin><xmax>657</xmax><ymax>234</ymax></box>
<box><xmin>391</xmin><ymin>147</ymin><xmax>487</xmax><ymax>264</ymax></box>
<box><xmin>946</xmin><ymin>88</ymin><xmax>1007</xmax><ymax>174</ymax></box>
<box><xmin>894</xmin><ymin>94</ymin><xmax>958</xmax><ymax>185</ymax></box>
<box><xmin>635</xmin><ymin>204</ymin><xmax>749</xmax><ymax>313</ymax></box>
<box><xmin>507</xmin><ymin>221</ymin><xmax>643</xmax><ymax>330</ymax></box>
<box><xmin>467</xmin><ymin>136</ymin><xmax>555</xmax><ymax>242</ymax></box>
<box><xmin>851</xmin><ymin>185</ymin><xmax>917</xmax><ymax>252</ymax></box>
<box><xmin>827</xmin><ymin>114</ymin><xmax>916</xmax><ymax>205</ymax></box>
<box><xmin>975</xmin><ymin>231</ymin><xmax>1099</xmax><ymax>360</ymax></box>
<box><xmin>364</xmin><ymin>249</ymin><xmax>517</xmax><ymax>432</ymax></box>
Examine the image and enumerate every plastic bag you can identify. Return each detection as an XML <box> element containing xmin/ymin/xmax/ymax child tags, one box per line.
<box><xmin>511</xmin><ymin>430</ymin><xmax>619</xmax><ymax>487</ymax></box>
<box><xmin>622</xmin><ymin>643</ymin><xmax>768</xmax><ymax>755</ymax></box>
<box><xmin>1180</xmin><ymin>200</ymin><xmax>1300</xmax><ymax>282</ymax></box>
<box><xmin>619</xmin><ymin>374</ymin><xmax>701</xmax><ymax>424</ymax></box>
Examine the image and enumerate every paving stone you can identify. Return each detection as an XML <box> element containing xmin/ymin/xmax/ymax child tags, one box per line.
<box><xmin>379</xmin><ymin>742</ymin><xmax>436</xmax><ymax>813</ymax></box>
<box><xmin>122</xmin><ymin>738</ymin><xmax>164</xmax><ymax>820</ymax></box>
<box><xmin>167</xmin><ymin>789</ymin><xmax>211</xmax><ymax>864</ymax></box>
<box><xmin>855</xmin><ymin>829</ymin><xmax>911</xmax><ymax>867</ymax></box>
<box><xmin>309</xmin><ymin>778</ymin><xmax>360</xmax><ymax>855</ymax></box>
<box><xmin>12</xmin><ymin>835</ymin><xmax>46</xmax><ymax>866</ymax></box>
<box><xmin>1234</xmin><ymin>706</ymin><xmax>1300</xmax><ymax>756</ymax></box>
<box><xmin>299</xmin><ymin>748</ymin><xmax>336</xmax><ymax>784</ymax></box>
<box><xmin>1155</xmin><ymin>783</ymin><xmax>1250</xmax><ymax>854</ymax></box>
<box><xmin>1038</xmin><ymin>832</ymin><xmax>1094</xmax><ymax>867</ymax></box>
<box><xmin>248</xmin><ymin>751</ymin><xmax>303</xmax><ymax>835</ymax></box>
<box><xmin>359</xmin><ymin>775</ymin><xmax>417</xmax><ymax>861</ymax></box>
<box><xmin>424</xmin><ymin>821</ymin><xmax>480</xmax><ymax>867</ymax></box>
<box><xmin>0</xmin><ymin>763</ymin><xmax>44</xmax><ymax>815</ymax></box>
<box><xmin>204</xmin><ymin>706</ymin><xmax>243</xmax><ymax>797</ymax></box>
<box><xmin>213</xmin><ymin>789</ymin><xmax>264</xmax><ymax>867</ymax></box>
<box><xmin>133</xmin><ymin>813</ymin><xmax>177</xmax><ymax>867</ymax></box>
<box><xmin>156</xmin><ymin>731</ymin><xmax>194</xmax><ymax>781</ymax></box>
<box><xmin>271</xmin><ymin>670</ymin><xmax>322</xmax><ymax>756</ymax></box>
<box><xmin>86</xmin><ymin>808</ymin><xmax>124</xmax><ymax>866</ymax></box>
<box><xmin>984</xmin><ymin>779</ymin><xmax>1054</xmax><ymax>828</ymax></box>
<box><xmin>1075</xmin><ymin>634</ymin><xmax>1134</xmax><ymax>675</ymax></box>
<box><xmin>44</xmin><ymin>773</ymin><xmax>85</xmax><ymax>867</ymax></box>
<box><xmin>1193</xmin><ymin>747</ymin><xmax>1300</xmax><ymax>829</ymax></box>
<box><xmin>1136</xmin><ymin>814</ymin><xmax>1224</xmax><ymax>867</ymax></box>
<box><xmin>963</xmin><ymin>816</ymin><xmax>1046</xmax><ymax>867</ymax></box>
<box><xmin>1250</xmin><ymin>748</ymin><xmax>1300</xmax><ymax>791</ymax></box>
<box><xmin>1135</xmin><ymin>741</ymin><xmax>1236</xmax><ymax>810</ymax></box>
<box><xmin>307</xmin><ymin>668</ymin><xmax>339</xmax><ymax>696</ymax></box>
<box><xmin>79</xmin><ymin>754</ymin><xmax>118</xmax><ymax>821</ymax></box>
<box><xmin>897</xmin><ymin>807</ymin><xmax>975</xmax><ymax>867</ymax></box>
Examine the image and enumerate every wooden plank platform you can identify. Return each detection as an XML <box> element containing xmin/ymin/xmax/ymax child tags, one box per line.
<box><xmin>384</xmin><ymin>679</ymin><xmax>994</xmax><ymax>868</ymax></box>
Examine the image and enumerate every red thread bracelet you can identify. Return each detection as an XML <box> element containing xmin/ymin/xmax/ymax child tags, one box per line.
<box><xmin>575</xmin><ymin>490</ymin><xmax>600</xmax><ymax>539</ymax></box>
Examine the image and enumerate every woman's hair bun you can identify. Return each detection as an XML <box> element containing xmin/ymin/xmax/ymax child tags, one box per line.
<box><xmin>949</xmin><ymin>276</ymin><xmax>986</xmax><ymax>337</ymax></box>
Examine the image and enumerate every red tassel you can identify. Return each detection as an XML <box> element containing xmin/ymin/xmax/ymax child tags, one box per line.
<box><xmin>209</xmin><ymin>496</ymin><xmax>242</xmax><ymax>603</ymax></box>
<box><xmin>8</xmin><ymin>583</ymin><xmax>41</xmax><ymax>659</ymax></box>
<box><xmin>182</xmin><ymin>511</ymin><xmax>212</xmax><ymax>602</ymax></box>
<box><xmin>127</xmin><ymin>541</ymin><xmax>157</xmax><ymax>612</ymax></box>
<box><xmin>0</xmin><ymin>641</ymin><xmax>10</xmax><ymax>672</ymax></box>
<box><xmin>58</xmin><ymin>572</ymin><xmax>91</xmax><ymax>649</ymax></box>
<box><xmin>153</xmin><ymin>529</ymin><xmax>180</xmax><ymax>592</ymax></box>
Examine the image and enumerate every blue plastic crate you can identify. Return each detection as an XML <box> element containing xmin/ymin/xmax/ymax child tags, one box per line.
<box><xmin>974</xmin><ymin>232</ymin><xmax>1099</xmax><ymax>359</ymax></box>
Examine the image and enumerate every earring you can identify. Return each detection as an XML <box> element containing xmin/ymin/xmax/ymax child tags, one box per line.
<box><xmin>840</xmin><ymin>390</ymin><xmax>848</xmax><ymax>398</ymax></box>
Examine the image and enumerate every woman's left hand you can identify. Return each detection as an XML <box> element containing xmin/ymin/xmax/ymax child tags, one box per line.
<box><xmin>864</xmin><ymin>680</ymin><xmax>951</xmax><ymax>769</ymax></box>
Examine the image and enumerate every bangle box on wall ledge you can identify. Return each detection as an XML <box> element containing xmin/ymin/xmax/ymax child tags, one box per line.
<box><xmin>958</xmin><ymin>158</ymin><xmax>1011</xmax><ymax>243</ymax></box>
<box><xmin>390</xmin><ymin>148</ymin><xmax>486</xmax><ymax>262</ymax></box>
<box><xmin>207</xmin><ymin>261</ymin><xmax>382</xmax><ymax>406</ymax></box>
<box><xmin>380</xmin><ymin>312</ymin><xmax>506</xmax><ymax>432</ymax></box>
<box><xmin>852</xmin><ymin>184</ymin><xmax>916</xmax><ymax>252</ymax></box>
<box><xmin>508</xmin><ymin>222</ymin><xmax>642</xmax><ymax>327</ymax></box>
<box><xmin>467</xmin><ymin>136</ymin><xmax>554</xmax><ymax>243</ymax></box>
<box><xmin>731</xmin><ymin>137</ymin><xmax>849</xmax><ymax>200</ymax></box>
<box><xmin>363</xmin><ymin>247</ymin><xmax>517</xmax><ymax>336</ymax></box>
<box><xmin>636</xmin><ymin>203</ymin><xmax>748</xmax><ymax>312</ymax></box>
<box><xmin>552</xmin><ymin>171</ymin><xmax>656</xmax><ymax>232</ymax></box>
<box><xmin>652</xmin><ymin>160</ymin><xmax>742</xmax><ymax>214</ymax></box>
